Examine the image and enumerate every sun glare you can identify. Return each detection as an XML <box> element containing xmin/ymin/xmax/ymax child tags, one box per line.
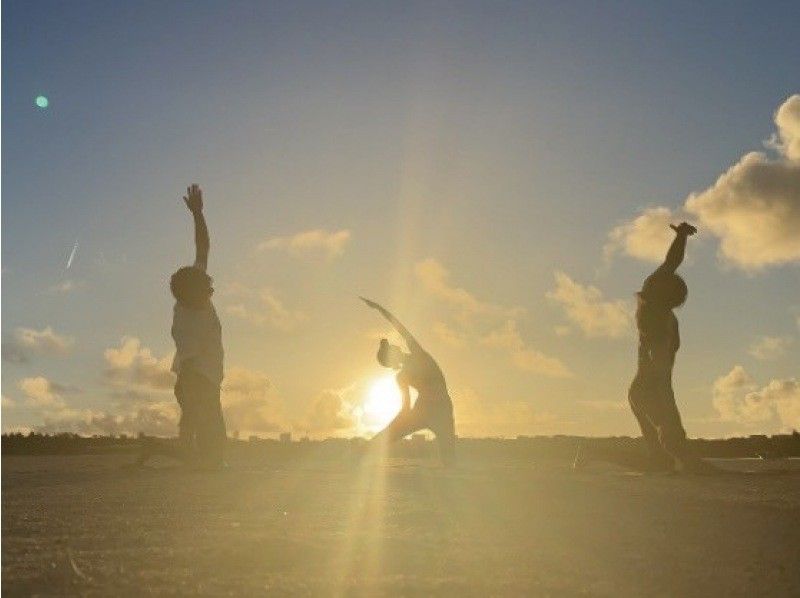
<box><xmin>363</xmin><ymin>376</ymin><xmax>402</xmax><ymax>430</ymax></box>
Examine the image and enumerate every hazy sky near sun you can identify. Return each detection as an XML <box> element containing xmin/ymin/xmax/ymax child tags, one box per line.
<box><xmin>2</xmin><ymin>1</ymin><xmax>799</xmax><ymax>439</ymax></box>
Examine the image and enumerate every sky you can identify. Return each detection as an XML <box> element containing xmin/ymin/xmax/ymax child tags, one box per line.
<box><xmin>2</xmin><ymin>0</ymin><xmax>799</xmax><ymax>439</ymax></box>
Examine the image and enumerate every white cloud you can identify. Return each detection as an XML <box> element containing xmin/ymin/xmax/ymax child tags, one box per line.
<box><xmin>2</xmin><ymin>326</ymin><xmax>75</xmax><ymax>363</ymax></box>
<box><xmin>604</xmin><ymin>206</ymin><xmax>677</xmax><ymax>264</ymax></box>
<box><xmin>481</xmin><ymin>320</ymin><xmax>572</xmax><ymax>378</ymax></box>
<box><xmin>257</xmin><ymin>229</ymin><xmax>351</xmax><ymax>260</ymax></box>
<box><xmin>547</xmin><ymin>272</ymin><xmax>632</xmax><ymax>338</ymax></box>
<box><xmin>748</xmin><ymin>335</ymin><xmax>793</xmax><ymax>361</ymax></box>
<box><xmin>431</xmin><ymin>321</ymin><xmax>467</xmax><ymax>348</ymax></box>
<box><xmin>683</xmin><ymin>95</ymin><xmax>800</xmax><ymax>270</ymax></box>
<box><xmin>768</xmin><ymin>94</ymin><xmax>800</xmax><ymax>161</ymax></box>
<box><xmin>103</xmin><ymin>337</ymin><xmax>174</xmax><ymax>391</ymax></box>
<box><xmin>221</xmin><ymin>366</ymin><xmax>284</xmax><ymax>436</ymax></box>
<box><xmin>17</xmin><ymin>376</ymin><xmax>72</xmax><ymax>409</ymax></box>
<box><xmin>297</xmin><ymin>389</ymin><xmax>356</xmax><ymax>435</ymax></box>
<box><xmin>712</xmin><ymin>365</ymin><xmax>800</xmax><ymax>431</ymax></box>
<box><xmin>36</xmin><ymin>402</ymin><xmax>179</xmax><ymax>437</ymax></box>
<box><xmin>226</xmin><ymin>289</ymin><xmax>307</xmax><ymax>331</ymax></box>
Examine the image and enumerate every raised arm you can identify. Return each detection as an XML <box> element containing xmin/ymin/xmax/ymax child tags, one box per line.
<box><xmin>183</xmin><ymin>184</ymin><xmax>209</xmax><ymax>270</ymax></box>
<box><xmin>360</xmin><ymin>297</ymin><xmax>422</xmax><ymax>352</ymax></box>
<box><xmin>656</xmin><ymin>222</ymin><xmax>696</xmax><ymax>275</ymax></box>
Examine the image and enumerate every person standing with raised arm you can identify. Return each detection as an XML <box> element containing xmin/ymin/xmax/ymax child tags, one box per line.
<box><xmin>137</xmin><ymin>184</ymin><xmax>227</xmax><ymax>469</ymax></box>
<box><xmin>361</xmin><ymin>298</ymin><xmax>456</xmax><ymax>466</ymax></box>
<box><xmin>628</xmin><ymin>221</ymin><xmax>712</xmax><ymax>473</ymax></box>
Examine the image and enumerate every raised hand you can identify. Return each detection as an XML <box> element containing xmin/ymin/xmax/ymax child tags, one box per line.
<box><xmin>183</xmin><ymin>184</ymin><xmax>203</xmax><ymax>213</ymax></box>
<box><xmin>360</xmin><ymin>296</ymin><xmax>382</xmax><ymax>311</ymax></box>
<box><xmin>670</xmin><ymin>222</ymin><xmax>697</xmax><ymax>236</ymax></box>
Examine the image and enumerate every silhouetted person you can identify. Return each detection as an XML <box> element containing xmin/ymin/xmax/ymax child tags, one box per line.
<box><xmin>361</xmin><ymin>298</ymin><xmax>456</xmax><ymax>466</ymax></box>
<box><xmin>628</xmin><ymin>222</ymin><xmax>713</xmax><ymax>473</ymax></box>
<box><xmin>136</xmin><ymin>185</ymin><xmax>226</xmax><ymax>469</ymax></box>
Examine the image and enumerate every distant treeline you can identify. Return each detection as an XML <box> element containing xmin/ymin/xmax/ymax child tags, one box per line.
<box><xmin>2</xmin><ymin>431</ymin><xmax>798</xmax><ymax>460</ymax></box>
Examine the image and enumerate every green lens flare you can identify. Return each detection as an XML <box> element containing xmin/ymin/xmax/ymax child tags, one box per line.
<box><xmin>35</xmin><ymin>95</ymin><xmax>49</xmax><ymax>108</ymax></box>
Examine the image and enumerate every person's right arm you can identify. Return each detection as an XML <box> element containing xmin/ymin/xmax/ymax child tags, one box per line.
<box><xmin>653</xmin><ymin>222</ymin><xmax>696</xmax><ymax>276</ymax></box>
<box><xmin>183</xmin><ymin>184</ymin><xmax>209</xmax><ymax>271</ymax></box>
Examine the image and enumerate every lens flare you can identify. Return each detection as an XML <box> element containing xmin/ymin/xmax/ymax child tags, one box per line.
<box><xmin>35</xmin><ymin>95</ymin><xmax>49</xmax><ymax>109</ymax></box>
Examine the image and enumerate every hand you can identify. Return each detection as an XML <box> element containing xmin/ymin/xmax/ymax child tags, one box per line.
<box><xmin>183</xmin><ymin>184</ymin><xmax>203</xmax><ymax>213</ymax></box>
<box><xmin>670</xmin><ymin>222</ymin><xmax>697</xmax><ymax>236</ymax></box>
<box><xmin>360</xmin><ymin>296</ymin><xmax>380</xmax><ymax>310</ymax></box>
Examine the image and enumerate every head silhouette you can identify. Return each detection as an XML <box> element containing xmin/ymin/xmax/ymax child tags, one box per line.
<box><xmin>640</xmin><ymin>273</ymin><xmax>687</xmax><ymax>309</ymax></box>
<box><xmin>170</xmin><ymin>267</ymin><xmax>213</xmax><ymax>308</ymax></box>
<box><xmin>377</xmin><ymin>338</ymin><xmax>406</xmax><ymax>369</ymax></box>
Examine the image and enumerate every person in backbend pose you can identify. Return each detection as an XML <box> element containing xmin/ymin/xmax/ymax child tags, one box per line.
<box><xmin>361</xmin><ymin>298</ymin><xmax>456</xmax><ymax>466</ymax></box>
<box><xmin>136</xmin><ymin>184</ymin><xmax>226</xmax><ymax>469</ymax></box>
<box><xmin>628</xmin><ymin>221</ymin><xmax>714</xmax><ymax>473</ymax></box>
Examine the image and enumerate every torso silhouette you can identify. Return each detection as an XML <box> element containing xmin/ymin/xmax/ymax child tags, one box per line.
<box><xmin>635</xmin><ymin>298</ymin><xmax>679</xmax><ymax>379</ymax></box>
<box><xmin>397</xmin><ymin>348</ymin><xmax>451</xmax><ymax>409</ymax></box>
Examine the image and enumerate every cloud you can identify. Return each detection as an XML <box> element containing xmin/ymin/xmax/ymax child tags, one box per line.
<box><xmin>2</xmin><ymin>395</ymin><xmax>16</xmax><ymax>409</ymax></box>
<box><xmin>414</xmin><ymin>258</ymin><xmax>525</xmax><ymax>321</ymax></box>
<box><xmin>257</xmin><ymin>229</ymin><xmax>351</xmax><ymax>260</ymax></box>
<box><xmin>481</xmin><ymin>320</ymin><xmax>572</xmax><ymax>378</ymax></box>
<box><xmin>748</xmin><ymin>335</ymin><xmax>793</xmax><ymax>361</ymax></box>
<box><xmin>767</xmin><ymin>94</ymin><xmax>800</xmax><ymax>161</ymax></box>
<box><xmin>36</xmin><ymin>402</ymin><xmax>179</xmax><ymax>437</ymax></box>
<box><xmin>547</xmin><ymin>272</ymin><xmax>632</xmax><ymax>338</ymax></box>
<box><xmin>2</xmin><ymin>326</ymin><xmax>75</xmax><ymax>363</ymax></box>
<box><xmin>683</xmin><ymin>95</ymin><xmax>800</xmax><ymax>270</ymax></box>
<box><xmin>298</xmin><ymin>389</ymin><xmax>356</xmax><ymax>435</ymax></box>
<box><xmin>712</xmin><ymin>365</ymin><xmax>800</xmax><ymax>431</ymax></box>
<box><xmin>604</xmin><ymin>207</ymin><xmax>677</xmax><ymax>264</ymax></box>
<box><xmin>17</xmin><ymin>376</ymin><xmax>75</xmax><ymax>409</ymax></box>
<box><xmin>221</xmin><ymin>366</ymin><xmax>284</xmax><ymax>436</ymax></box>
<box><xmin>103</xmin><ymin>337</ymin><xmax>174</xmax><ymax>391</ymax></box>
<box><xmin>226</xmin><ymin>289</ymin><xmax>307</xmax><ymax>331</ymax></box>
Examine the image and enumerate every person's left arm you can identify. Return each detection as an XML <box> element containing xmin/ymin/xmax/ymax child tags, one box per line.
<box><xmin>360</xmin><ymin>297</ymin><xmax>422</xmax><ymax>352</ymax></box>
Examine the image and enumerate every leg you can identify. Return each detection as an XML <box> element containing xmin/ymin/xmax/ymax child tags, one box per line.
<box><xmin>370</xmin><ymin>409</ymin><xmax>424</xmax><ymax>450</ymax></box>
<box><xmin>193</xmin><ymin>377</ymin><xmax>226</xmax><ymax>468</ymax></box>
<box><xmin>629</xmin><ymin>380</ymin><xmax>677</xmax><ymax>471</ymax></box>
<box><xmin>428</xmin><ymin>407</ymin><xmax>456</xmax><ymax>467</ymax></box>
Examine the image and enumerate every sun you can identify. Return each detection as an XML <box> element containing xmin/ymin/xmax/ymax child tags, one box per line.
<box><xmin>362</xmin><ymin>375</ymin><xmax>402</xmax><ymax>430</ymax></box>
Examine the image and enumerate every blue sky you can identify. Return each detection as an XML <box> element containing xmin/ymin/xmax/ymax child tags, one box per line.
<box><xmin>3</xmin><ymin>1</ymin><xmax>799</xmax><ymax>438</ymax></box>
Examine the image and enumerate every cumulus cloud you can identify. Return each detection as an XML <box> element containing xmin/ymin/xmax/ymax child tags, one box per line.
<box><xmin>2</xmin><ymin>326</ymin><xmax>75</xmax><ymax>363</ymax></box>
<box><xmin>414</xmin><ymin>258</ymin><xmax>525</xmax><ymax>321</ymax></box>
<box><xmin>683</xmin><ymin>95</ymin><xmax>800</xmax><ymax>270</ymax></box>
<box><xmin>257</xmin><ymin>229</ymin><xmax>351</xmax><ymax>260</ymax></box>
<box><xmin>298</xmin><ymin>389</ymin><xmax>356</xmax><ymax>435</ymax></box>
<box><xmin>748</xmin><ymin>335</ymin><xmax>793</xmax><ymax>361</ymax></box>
<box><xmin>226</xmin><ymin>288</ymin><xmax>307</xmax><ymax>331</ymax></box>
<box><xmin>547</xmin><ymin>271</ymin><xmax>632</xmax><ymax>338</ymax></box>
<box><xmin>605</xmin><ymin>96</ymin><xmax>800</xmax><ymax>271</ymax></box>
<box><xmin>481</xmin><ymin>320</ymin><xmax>572</xmax><ymax>378</ymax></box>
<box><xmin>17</xmin><ymin>376</ymin><xmax>76</xmax><ymax>409</ymax></box>
<box><xmin>221</xmin><ymin>366</ymin><xmax>284</xmax><ymax>436</ymax></box>
<box><xmin>767</xmin><ymin>94</ymin><xmax>800</xmax><ymax>161</ymax></box>
<box><xmin>712</xmin><ymin>365</ymin><xmax>800</xmax><ymax>431</ymax></box>
<box><xmin>103</xmin><ymin>337</ymin><xmax>174</xmax><ymax>391</ymax></box>
<box><xmin>36</xmin><ymin>402</ymin><xmax>179</xmax><ymax>437</ymax></box>
<box><xmin>604</xmin><ymin>206</ymin><xmax>677</xmax><ymax>264</ymax></box>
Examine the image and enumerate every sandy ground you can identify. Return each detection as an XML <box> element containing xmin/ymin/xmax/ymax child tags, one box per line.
<box><xmin>2</xmin><ymin>453</ymin><xmax>799</xmax><ymax>596</ymax></box>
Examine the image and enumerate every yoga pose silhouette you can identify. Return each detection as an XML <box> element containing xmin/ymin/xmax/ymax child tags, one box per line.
<box><xmin>628</xmin><ymin>222</ymin><xmax>713</xmax><ymax>473</ymax></box>
<box><xmin>361</xmin><ymin>298</ymin><xmax>456</xmax><ymax>466</ymax></box>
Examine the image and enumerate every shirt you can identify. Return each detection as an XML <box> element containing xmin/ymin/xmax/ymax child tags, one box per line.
<box><xmin>170</xmin><ymin>263</ymin><xmax>224</xmax><ymax>386</ymax></box>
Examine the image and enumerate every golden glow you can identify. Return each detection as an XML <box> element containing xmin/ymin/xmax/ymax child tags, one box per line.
<box><xmin>362</xmin><ymin>376</ymin><xmax>402</xmax><ymax>430</ymax></box>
